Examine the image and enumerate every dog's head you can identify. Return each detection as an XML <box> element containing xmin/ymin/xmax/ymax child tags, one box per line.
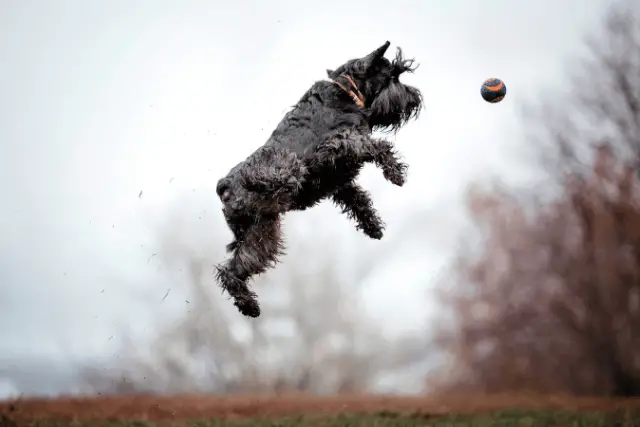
<box><xmin>327</xmin><ymin>41</ymin><xmax>422</xmax><ymax>132</ymax></box>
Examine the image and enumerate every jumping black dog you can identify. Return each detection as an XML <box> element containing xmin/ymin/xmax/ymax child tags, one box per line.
<box><xmin>215</xmin><ymin>41</ymin><xmax>422</xmax><ymax>317</ymax></box>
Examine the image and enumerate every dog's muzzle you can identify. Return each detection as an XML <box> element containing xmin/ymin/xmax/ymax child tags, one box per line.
<box><xmin>220</xmin><ymin>190</ymin><xmax>232</xmax><ymax>203</ymax></box>
<box><xmin>216</xmin><ymin>180</ymin><xmax>233</xmax><ymax>217</ymax></box>
<box><xmin>216</xmin><ymin>179</ymin><xmax>232</xmax><ymax>201</ymax></box>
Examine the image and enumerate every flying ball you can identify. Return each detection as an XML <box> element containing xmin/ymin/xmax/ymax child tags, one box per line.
<box><xmin>480</xmin><ymin>78</ymin><xmax>507</xmax><ymax>103</ymax></box>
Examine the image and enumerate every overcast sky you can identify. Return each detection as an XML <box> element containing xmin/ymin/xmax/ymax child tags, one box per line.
<box><xmin>0</xmin><ymin>0</ymin><xmax>613</xmax><ymax>396</ymax></box>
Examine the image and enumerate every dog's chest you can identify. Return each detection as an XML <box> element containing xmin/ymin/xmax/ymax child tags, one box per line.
<box><xmin>292</xmin><ymin>162</ymin><xmax>361</xmax><ymax>210</ymax></box>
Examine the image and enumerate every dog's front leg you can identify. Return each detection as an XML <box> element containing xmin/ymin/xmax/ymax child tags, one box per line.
<box><xmin>332</xmin><ymin>181</ymin><xmax>385</xmax><ymax>239</ymax></box>
<box><xmin>366</xmin><ymin>138</ymin><xmax>408</xmax><ymax>187</ymax></box>
<box><xmin>319</xmin><ymin>133</ymin><xmax>408</xmax><ymax>187</ymax></box>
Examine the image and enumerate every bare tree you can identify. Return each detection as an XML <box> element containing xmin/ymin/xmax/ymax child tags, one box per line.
<box><xmin>84</xmin><ymin>193</ymin><xmax>428</xmax><ymax>395</ymax></box>
<box><xmin>431</xmin><ymin>0</ymin><xmax>640</xmax><ymax>396</ymax></box>
<box><xmin>526</xmin><ymin>0</ymin><xmax>640</xmax><ymax>178</ymax></box>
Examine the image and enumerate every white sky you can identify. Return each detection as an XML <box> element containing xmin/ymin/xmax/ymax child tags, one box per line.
<box><xmin>0</xmin><ymin>0</ymin><xmax>613</xmax><ymax>394</ymax></box>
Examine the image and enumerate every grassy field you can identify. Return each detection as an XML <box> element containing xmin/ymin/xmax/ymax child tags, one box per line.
<box><xmin>1</xmin><ymin>394</ymin><xmax>639</xmax><ymax>426</ymax></box>
<box><xmin>9</xmin><ymin>412</ymin><xmax>640</xmax><ymax>427</ymax></box>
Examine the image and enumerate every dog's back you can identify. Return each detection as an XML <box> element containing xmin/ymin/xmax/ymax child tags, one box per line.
<box><xmin>263</xmin><ymin>81</ymin><xmax>369</xmax><ymax>160</ymax></box>
<box><xmin>217</xmin><ymin>81</ymin><xmax>369</xmax><ymax>204</ymax></box>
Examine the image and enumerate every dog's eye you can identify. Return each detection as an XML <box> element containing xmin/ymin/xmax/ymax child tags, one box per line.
<box><xmin>367</xmin><ymin>63</ymin><xmax>382</xmax><ymax>76</ymax></box>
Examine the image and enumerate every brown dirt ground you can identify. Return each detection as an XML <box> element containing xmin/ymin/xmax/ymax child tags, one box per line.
<box><xmin>1</xmin><ymin>394</ymin><xmax>640</xmax><ymax>423</ymax></box>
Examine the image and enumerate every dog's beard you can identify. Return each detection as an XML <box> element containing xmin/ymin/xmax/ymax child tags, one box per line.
<box><xmin>368</xmin><ymin>81</ymin><xmax>422</xmax><ymax>133</ymax></box>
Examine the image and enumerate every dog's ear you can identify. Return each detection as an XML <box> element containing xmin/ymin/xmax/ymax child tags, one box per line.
<box><xmin>326</xmin><ymin>69</ymin><xmax>335</xmax><ymax>78</ymax></box>
<box><xmin>362</xmin><ymin>41</ymin><xmax>391</xmax><ymax>69</ymax></box>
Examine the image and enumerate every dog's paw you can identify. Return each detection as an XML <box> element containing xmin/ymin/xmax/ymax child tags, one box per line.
<box><xmin>235</xmin><ymin>297</ymin><xmax>261</xmax><ymax>318</ymax></box>
<box><xmin>358</xmin><ymin>221</ymin><xmax>385</xmax><ymax>240</ymax></box>
<box><xmin>383</xmin><ymin>163</ymin><xmax>408</xmax><ymax>187</ymax></box>
<box><xmin>364</xmin><ymin>227</ymin><xmax>384</xmax><ymax>240</ymax></box>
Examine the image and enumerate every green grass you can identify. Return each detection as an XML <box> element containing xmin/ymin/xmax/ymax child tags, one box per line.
<box><xmin>21</xmin><ymin>410</ymin><xmax>640</xmax><ymax>427</ymax></box>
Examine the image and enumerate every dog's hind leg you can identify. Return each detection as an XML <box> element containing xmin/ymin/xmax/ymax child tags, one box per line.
<box><xmin>239</xmin><ymin>148</ymin><xmax>307</xmax><ymax>201</ymax></box>
<box><xmin>215</xmin><ymin>214</ymin><xmax>284</xmax><ymax>318</ymax></box>
<box><xmin>332</xmin><ymin>181</ymin><xmax>385</xmax><ymax>239</ymax></box>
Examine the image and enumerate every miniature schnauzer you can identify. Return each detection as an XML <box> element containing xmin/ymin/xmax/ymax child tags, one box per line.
<box><xmin>215</xmin><ymin>41</ymin><xmax>422</xmax><ymax>317</ymax></box>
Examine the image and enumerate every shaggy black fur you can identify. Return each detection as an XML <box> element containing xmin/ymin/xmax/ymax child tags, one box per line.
<box><xmin>215</xmin><ymin>41</ymin><xmax>422</xmax><ymax>317</ymax></box>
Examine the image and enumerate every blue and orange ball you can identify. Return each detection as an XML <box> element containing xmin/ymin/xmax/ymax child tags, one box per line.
<box><xmin>480</xmin><ymin>78</ymin><xmax>507</xmax><ymax>103</ymax></box>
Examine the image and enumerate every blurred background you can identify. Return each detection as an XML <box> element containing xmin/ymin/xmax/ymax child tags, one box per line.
<box><xmin>1</xmin><ymin>0</ymin><xmax>639</xmax><ymax>398</ymax></box>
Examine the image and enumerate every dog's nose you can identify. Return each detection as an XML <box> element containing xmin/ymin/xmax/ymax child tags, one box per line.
<box><xmin>216</xmin><ymin>179</ymin><xmax>230</xmax><ymax>196</ymax></box>
<box><xmin>220</xmin><ymin>190</ymin><xmax>232</xmax><ymax>202</ymax></box>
